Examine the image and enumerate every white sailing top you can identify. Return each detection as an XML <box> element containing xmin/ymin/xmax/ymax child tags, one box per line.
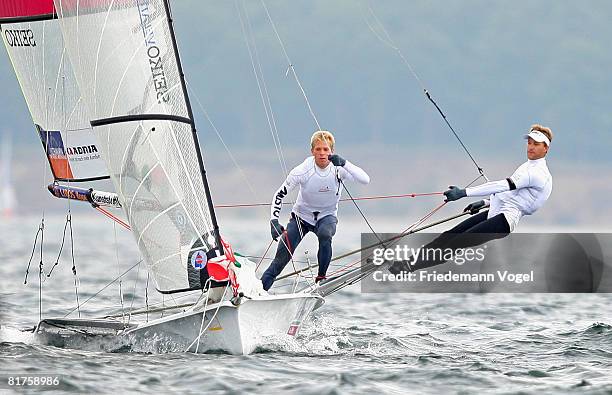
<box><xmin>466</xmin><ymin>158</ymin><xmax>552</xmax><ymax>232</ymax></box>
<box><xmin>270</xmin><ymin>157</ymin><xmax>370</xmax><ymax>225</ymax></box>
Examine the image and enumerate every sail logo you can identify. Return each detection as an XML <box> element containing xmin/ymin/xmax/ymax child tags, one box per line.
<box><xmin>137</xmin><ymin>1</ymin><xmax>171</xmax><ymax>104</ymax></box>
<box><xmin>4</xmin><ymin>29</ymin><xmax>36</xmax><ymax>47</ymax></box>
<box><xmin>37</xmin><ymin>128</ymin><xmax>74</xmax><ymax>179</ymax></box>
<box><xmin>191</xmin><ymin>250</ymin><xmax>206</xmax><ymax>270</ymax></box>
<box><xmin>272</xmin><ymin>186</ymin><xmax>288</xmax><ymax>218</ymax></box>
<box><xmin>66</xmin><ymin>145</ymin><xmax>99</xmax><ymax>156</ymax></box>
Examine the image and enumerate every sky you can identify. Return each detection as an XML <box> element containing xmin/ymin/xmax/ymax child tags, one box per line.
<box><xmin>0</xmin><ymin>0</ymin><xmax>610</xmax><ymax>229</ymax></box>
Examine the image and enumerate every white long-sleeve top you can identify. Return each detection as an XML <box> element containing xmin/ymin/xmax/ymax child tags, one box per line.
<box><xmin>466</xmin><ymin>158</ymin><xmax>552</xmax><ymax>232</ymax></box>
<box><xmin>270</xmin><ymin>157</ymin><xmax>370</xmax><ymax>225</ymax></box>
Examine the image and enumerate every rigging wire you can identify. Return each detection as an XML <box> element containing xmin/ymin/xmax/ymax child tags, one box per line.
<box><xmin>68</xmin><ymin>210</ymin><xmax>80</xmax><ymax>317</ymax></box>
<box><xmin>60</xmin><ymin>64</ymin><xmax>81</xmax><ymax>316</ymax></box>
<box><xmin>45</xmin><ymin>210</ymin><xmax>81</xmax><ymax>317</ymax></box>
<box><xmin>113</xmin><ymin>220</ymin><xmax>126</xmax><ymax>324</ymax></box>
<box><xmin>339</xmin><ymin>180</ymin><xmax>385</xmax><ymax>248</ymax></box>
<box><xmin>260</xmin><ymin>0</ymin><xmax>322</xmax><ymax>131</ymax></box>
<box><xmin>126</xmin><ymin>255</ymin><xmax>142</xmax><ymax>327</ymax></box>
<box><xmin>361</xmin><ymin>2</ymin><xmax>488</xmax><ymax>182</ymax></box>
<box><xmin>145</xmin><ymin>272</ymin><xmax>150</xmax><ymax>322</ymax></box>
<box><xmin>63</xmin><ymin>260</ymin><xmax>143</xmax><ymax>318</ymax></box>
<box><xmin>186</xmin><ymin>81</ymin><xmax>259</xmax><ymax>199</ymax></box>
<box><xmin>236</xmin><ymin>0</ymin><xmax>289</xmax><ymax>176</ymax></box>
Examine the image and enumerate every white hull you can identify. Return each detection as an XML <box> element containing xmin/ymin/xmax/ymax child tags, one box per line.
<box><xmin>35</xmin><ymin>292</ymin><xmax>323</xmax><ymax>355</ymax></box>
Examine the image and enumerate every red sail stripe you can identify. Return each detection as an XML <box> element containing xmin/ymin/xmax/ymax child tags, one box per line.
<box><xmin>0</xmin><ymin>1</ymin><xmax>54</xmax><ymax>19</ymax></box>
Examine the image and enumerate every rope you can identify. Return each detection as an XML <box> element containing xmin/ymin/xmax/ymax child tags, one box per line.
<box><xmin>214</xmin><ymin>191</ymin><xmax>443</xmax><ymax>209</ymax></box>
<box><xmin>188</xmin><ymin>282</ymin><xmax>230</xmax><ymax>353</ymax></box>
<box><xmin>63</xmin><ymin>260</ymin><xmax>142</xmax><ymax>318</ymax></box>
<box><xmin>46</xmin><ymin>213</ymin><xmax>71</xmax><ymax>277</ymax></box>
<box><xmin>256</xmin><ymin>240</ymin><xmax>274</xmax><ymax>271</ymax></box>
<box><xmin>362</xmin><ymin>3</ymin><xmax>488</xmax><ymax>181</ymax></box>
<box><xmin>24</xmin><ymin>223</ymin><xmax>43</xmax><ymax>285</ymax></box>
<box><xmin>95</xmin><ymin>206</ymin><xmax>131</xmax><ymax>230</ymax></box>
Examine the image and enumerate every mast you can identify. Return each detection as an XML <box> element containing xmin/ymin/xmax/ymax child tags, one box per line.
<box><xmin>162</xmin><ymin>0</ymin><xmax>223</xmax><ymax>255</ymax></box>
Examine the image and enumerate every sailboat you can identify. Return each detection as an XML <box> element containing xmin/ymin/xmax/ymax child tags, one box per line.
<box><xmin>1</xmin><ymin>0</ymin><xmax>331</xmax><ymax>354</ymax></box>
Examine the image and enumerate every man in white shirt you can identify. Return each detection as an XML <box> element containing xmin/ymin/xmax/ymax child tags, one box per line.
<box><xmin>391</xmin><ymin>124</ymin><xmax>553</xmax><ymax>273</ymax></box>
<box><xmin>261</xmin><ymin>130</ymin><xmax>370</xmax><ymax>291</ymax></box>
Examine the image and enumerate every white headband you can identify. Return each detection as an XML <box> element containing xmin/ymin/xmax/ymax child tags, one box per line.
<box><xmin>524</xmin><ymin>130</ymin><xmax>551</xmax><ymax>147</ymax></box>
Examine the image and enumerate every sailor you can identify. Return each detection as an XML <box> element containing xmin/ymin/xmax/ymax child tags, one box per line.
<box><xmin>392</xmin><ymin>124</ymin><xmax>553</xmax><ymax>272</ymax></box>
<box><xmin>261</xmin><ymin>130</ymin><xmax>370</xmax><ymax>291</ymax></box>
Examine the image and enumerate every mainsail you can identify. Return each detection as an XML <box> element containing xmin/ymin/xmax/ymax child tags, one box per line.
<box><xmin>53</xmin><ymin>0</ymin><xmax>223</xmax><ymax>293</ymax></box>
<box><xmin>0</xmin><ymin>1</ymin><xmax>109</xmax><ymax>182</ymax></box>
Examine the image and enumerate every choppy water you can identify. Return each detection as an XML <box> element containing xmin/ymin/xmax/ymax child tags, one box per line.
<box><xmin>1</xmin><ymin>215</ymin><xmax>611</xmax><ymax>394</ymax></box>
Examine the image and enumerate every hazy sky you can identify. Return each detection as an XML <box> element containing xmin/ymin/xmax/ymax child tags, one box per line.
<box><xmin>1</xmin><ymin>0</ymin><xmax>610</xmax><ymax>228</ymax></box>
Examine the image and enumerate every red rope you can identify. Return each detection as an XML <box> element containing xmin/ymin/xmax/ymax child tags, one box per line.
<box><xmin>95</xmin><ymin>206</ymin><xmax>131</xmax><ymax>230</ymax></box>
<box><xmin>214</xmin><ymin>191</ymin><xmax>443</xmax><ymax>209</ymax></box>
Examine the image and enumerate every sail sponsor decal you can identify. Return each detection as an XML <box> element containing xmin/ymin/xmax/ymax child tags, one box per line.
<box><xmin>190</xmin><ymin>249</ymin><xmax>206</xmax><ymax>270</ymax></box>
<box><xmin>137</xmin><ymin>0</ymin><xmax>170</xmax><ymax>103</ymax></box>
<box><xmin>272</xmin><ymin>185</ymin><xmax>288</xmax><ymax>218</ymax></box>
<box><xmin>3</xmin><ymin>29</ymin><xmax>36</xmax><ymax>47</ymax></box>
<box><xmin>65</xmin><ymin>143</ymin><xmax>101</xmax><ymax>163</ymax></box>
<box><xmin>37</xmin><ymin>128</ymin><xmax>74</xmax><ymax>179</ymax></box>
<box><xmin>90</xmin><ymin>190</ymin><xmax>121</xmax><ymax>207</ymax></box>
<box><xmin>287</xmin><ymin>322</ymin><xmax>300</xmax><ymax>336</ymax></box>
<box><xmin>48</xmin><ymin>184</ymin><xmax>90</xmax><ymax>203</ymax></box>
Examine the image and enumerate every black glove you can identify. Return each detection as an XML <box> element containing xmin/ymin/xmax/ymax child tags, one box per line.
<box><xmin>443</xmin><ymin>185</ymin><xmax>467</xmax><ymax>202</ymax></box>
<box><xmin>328</xmin><ymin>154</ymin><xmax>346</xmax><ymax>167</ymax></box>
<box><xmin>270</xmin><ymin>219</ymin><xmax>285</xmax><ymax>241</ymax></box>
<box><xmin>463</xmin><ymin>200</ymin><xmax>486</xmax><ymax>214</ymax></box>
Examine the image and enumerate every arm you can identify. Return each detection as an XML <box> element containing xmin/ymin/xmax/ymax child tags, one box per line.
<box><xmin>466</xmin><ymin>164</ymin><xmax>547</xmax><ymax>197</ymax></box>
<box><xmin>338</xmin><ymin>161</ymin><xmax>370</xmax><ymax>185</ymax></box>
<box><xmin>270</xmin><ymin>173</ymin><xmax>300</xmax><ymax>221</ymax></box>
<box><xmin>465</xmin><ymin>179</ymin><xmax>514</xmax><ymax>197</ymax></box>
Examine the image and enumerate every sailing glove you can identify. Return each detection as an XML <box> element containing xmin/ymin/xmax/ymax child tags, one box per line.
<box><xmin>270</xmin><ymin>219</ymin><xmax>285</xmax><ymax>241</ymax></box>
<box><xmin>444</xmin><ymin>186</ymin><xmax>467</xmax><ymax>202</ymax></box>
<box><xmin>464</xmin><ymin>200</ymin><xmax>486</xmax><ymax>214</ymax></box>
<box><xmin>328</xmin><ymin>154</ymin><xmax>346</xmax><ymax>167</ymax></box>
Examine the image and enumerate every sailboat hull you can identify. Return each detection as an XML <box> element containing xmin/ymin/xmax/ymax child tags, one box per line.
<box><xmin>124</xmin><ymin>293</ymin><xmax>323</xmax><ymax>354</ymax></box>
<box><xmin>34</xmin><ymin>293</ymin><xmax>323</xmax><ymax>355</ymax></box>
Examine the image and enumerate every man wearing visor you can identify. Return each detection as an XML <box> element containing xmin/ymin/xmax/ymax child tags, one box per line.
<box><xmin>391</xmin><ymin>124</ymin><xmax>553</xmax><ymax>273</ymax></box>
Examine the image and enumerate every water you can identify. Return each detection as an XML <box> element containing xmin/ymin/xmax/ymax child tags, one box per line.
<box><xmin>1</xmin><ymin>215</ymin><xmax>611</xmax><ymax>394</ymax></box>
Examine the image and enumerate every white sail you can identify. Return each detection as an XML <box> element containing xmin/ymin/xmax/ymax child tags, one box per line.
<box><xmin>54</xmin><ymin>0</ymin><xmax>222</xmax><ymax>293</ymax></box>
<box><xmin>0</xmin><ymin>2</ymin><xmax>109</xmax><ymax>182</ymax></box>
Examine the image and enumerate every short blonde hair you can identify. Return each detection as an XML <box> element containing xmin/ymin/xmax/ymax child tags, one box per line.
<box><xmin>310</xmin><ymin>130</ymin><xmax>335</xmax><ymax>151</ymax></box>
<box><xmin>530</xmin><ymin>124</ymin><xmax>553</xmax><ymax>143</ymax></box>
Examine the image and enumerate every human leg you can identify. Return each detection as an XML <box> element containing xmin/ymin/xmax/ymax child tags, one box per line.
<box><xmin>314</xmin><ymin>215</ymin><xmax>338</xmax><ymax>278</ymax></box>
<box><xmin>390</xmin><ymin>212</ymin><xmax>490</xmax><ymax>273</ymax></box>
<box><xmin>261</xmin><ymin>216</ymin><xmax>309</xmax><ymax>290</ymax></box>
